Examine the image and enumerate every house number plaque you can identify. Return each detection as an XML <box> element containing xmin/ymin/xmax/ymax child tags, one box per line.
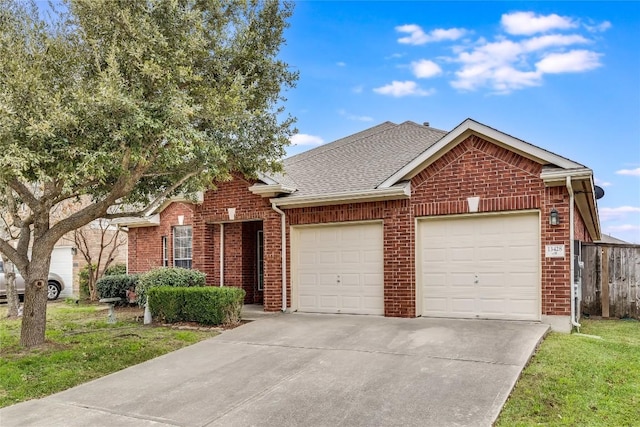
<box><xmin>545</xmin><ymin>244</ymin><xmax>565</xmax><ymax>258</ymax></box>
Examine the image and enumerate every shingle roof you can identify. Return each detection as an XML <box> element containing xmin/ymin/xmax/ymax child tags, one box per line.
<box><xmin>271</xmin><ymin>121</ymin><xmax>447</xmax><ymax>197</ymax></box>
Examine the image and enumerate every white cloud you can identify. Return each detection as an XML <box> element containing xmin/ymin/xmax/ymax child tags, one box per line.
<box><xmin>522</xmin><ymin>34</ymin><xmax>589</xmax><ymax>52</ymax></box>
<box><xmin>501</xmin><ymin>11</ymin><xmax>577</xmax><ymax>35</ymax></box>
<box><xmin>536</xmin><ymin>50</ymin><xmax>602</xmax><ymax>73</ymax></box>
<box><xmin>396</xmin><ymin>24</ymin><xmax>467</xmax><ymax>45</ymax></box>
<box><xmin>338</xmin><ymin>109</ymin><xmax>374</xmax><ymax>122</ymax></box>
<box><xmin>616</xmin><ymin>167</ymin><xmax>640</xmax><ymax>176</ymax></box>
<box><xmin>584</xmin><ymin>21</ymin><xmax>612</xmax><ymax>33</ymax></box>
<box><xmin>411</xmin><ymin>60</ymin><xmax>443</xmax><ymax>78</ymax></box>
<box><xmin>599</xmin><ymin>206</ymin><xmax>640</xmax><ymax>221</ymax></box>
<box><xmin>385</xmin><ymin>53</ymin><xmax>405</xmax><ymax>60</ymax></box>
<box><xmin>595</xmin><ymin>178</ymin><xmax>612</xmax><ymax>187</ymax></box>
<box><xmin>336</xmin><ymin>62</ymin><xmax>346</xmax><ymax>67</ymax></box>
<box><xmin>451</xmin><ymin>35</ymin><xmax>600</xmax><ymax>92</ymax></box>
<box><xmin>351</xmin><ymin>85</ymin><xmax>364</xmax><ymax>94</ymax></box>
<box><xmin>290</xmin><ymin>133</ymin><xmax>324</xmax><ymax>146</ymax></box>
<box><xmin>606</xmin><ymin>224</ymin><xmax>640</xmax><ymax>232</ymax></box>
<box><xmin>373</xmin><ymin>80</ymin><xmax>435</xmax><ymax>97</ymax></box>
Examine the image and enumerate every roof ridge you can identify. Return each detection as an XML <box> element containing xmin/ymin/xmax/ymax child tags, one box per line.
<box><xmin>284</xmin><ymin>121</ymin><xmax>398</xmax><ymax>166</ymax></box>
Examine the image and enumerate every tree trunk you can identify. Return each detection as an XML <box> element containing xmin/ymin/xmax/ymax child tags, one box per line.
<box><xmin>20</xmin><ymin>257</ymin><xmax>51</xmax><ymax>347</ymax></box>
<box><xmin>1</xmin><ymin>254</ymin><xmax>20</xmax><ymax>318</ymax></box>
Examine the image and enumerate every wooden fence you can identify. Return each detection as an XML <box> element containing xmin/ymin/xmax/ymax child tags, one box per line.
<box><xmin>581</xmin><ymin>243</ymin><xmax>640</xmax><ymax>319</ymax></box>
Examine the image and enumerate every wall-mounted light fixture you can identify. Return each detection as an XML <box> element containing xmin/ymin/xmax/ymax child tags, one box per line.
<box><xmin>549</xmin><ymin>208</ymin><xmax>560</xmax><ymax>226</ymax></box>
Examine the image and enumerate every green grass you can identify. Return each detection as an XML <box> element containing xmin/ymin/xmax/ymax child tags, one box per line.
<box><xmin>496</xmin><ymin>319</ymin><xmax>640</xmax><ymax>426</ymax></box>
<box><xmin>0</xmin><ymin>302</ymin><xmax>218</xmax><ymax>408</ymax></box>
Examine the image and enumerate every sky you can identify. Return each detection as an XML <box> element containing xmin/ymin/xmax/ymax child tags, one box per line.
<box><xmin>278</xmin><ymin>1</ymin><xmax>640</xmax><ymax>243</ymax></box>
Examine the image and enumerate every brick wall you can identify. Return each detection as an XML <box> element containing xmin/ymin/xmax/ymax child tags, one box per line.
<box><xmin>128</xmin><ymin>135</ymin><xmax>581</xmax><ymax>318</ymax></box>
<box><xmin>128</xmin><ymin>202</ymin><xmax>195</xmax><ymax>273</ymax></box>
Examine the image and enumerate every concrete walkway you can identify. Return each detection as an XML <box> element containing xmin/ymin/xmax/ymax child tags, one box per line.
<box><xmin>0</xmin><ymin>313</ymin><xmax>548</xmax><ymax>427</ymax></box>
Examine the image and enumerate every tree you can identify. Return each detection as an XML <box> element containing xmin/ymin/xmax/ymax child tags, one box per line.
<box><xmin>66</xmin><ymin>219</ymin><xmax>127</xmax><ymax>301</ymax></box>
<box><xmin>0</xmin><ymin>0</ymin><xmax>297</xmax><ymax>347</ymax></box>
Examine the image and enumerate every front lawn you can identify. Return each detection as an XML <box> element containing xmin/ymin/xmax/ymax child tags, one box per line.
<box><xmin>497</xmin><ymin>319</ymin><xmax>640</xmax><ymax>426</ymax></box>
<box><xmin>0</xmin><ymin>302</ymin><xmax>218</xmax><ymax>408</ymax></box>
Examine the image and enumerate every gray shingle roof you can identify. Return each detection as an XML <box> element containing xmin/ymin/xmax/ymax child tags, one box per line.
<box><xmin>272</xmin><ymin>121</ymin><xmax>447</xmax><ymax>198</ymax></box>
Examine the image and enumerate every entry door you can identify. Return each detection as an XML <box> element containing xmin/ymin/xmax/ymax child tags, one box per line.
<box><xmin>293</xmin><ymin>222</ymin><xmax>384</xmax><ymax>315</ymax></box>
<box><xmin>418</xmin><ymin>213</ymin><xmax>540</xmax><ymax>321</ymax></box>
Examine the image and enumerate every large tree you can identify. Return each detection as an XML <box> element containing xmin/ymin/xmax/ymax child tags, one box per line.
<box><xmin>0</xmin><ymin>0</ymin><xmax>297</xmax><ymax>347</ymax></box>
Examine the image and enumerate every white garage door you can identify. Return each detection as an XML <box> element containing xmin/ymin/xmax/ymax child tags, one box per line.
<box><xmin>293</xmin><ymin>222</ymin><xmax>384</xmax><ymax>315</ymax></box>
<box><xmin>51</xmin><ymin>246</ymin><xmax>74</xmax><ymax>298</ymax></box>
<box><xmin>418</xmin><ymin>213</ymin><xmax>539</xmax><ymax>321</ymax></box>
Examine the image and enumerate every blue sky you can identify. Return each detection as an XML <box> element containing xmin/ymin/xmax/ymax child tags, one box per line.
<box><xmin>279</xmin><ymin>1</ymin><xmax>640</xmax><ymax>243</ymax></box>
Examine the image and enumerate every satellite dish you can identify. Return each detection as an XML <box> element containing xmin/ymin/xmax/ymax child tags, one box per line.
<box><xmin>594</xmin><ymin>185</ymin><xmax>605</xmax><ymax>200</ymax></box>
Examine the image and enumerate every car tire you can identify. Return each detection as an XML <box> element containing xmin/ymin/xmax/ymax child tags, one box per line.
<box><xmin>47</xmin><ymin>281</ymin><xmax>61</xmax><ymax>300</ymax></box>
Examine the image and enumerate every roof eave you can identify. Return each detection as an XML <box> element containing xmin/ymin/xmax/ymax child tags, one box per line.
<box><xmin>249</xmin><ymin>183</ymin><xmax>297</xmax><ymax>198</ymax></box>
<box><xmin>271</xmin><ymin>182</ymin><xmax>411</xmax><ymax>208</ymax></box>
<box><xmin>110</xmin><ymin>213</ymin><xmax>161</xmax><ymax>228</ymax></box>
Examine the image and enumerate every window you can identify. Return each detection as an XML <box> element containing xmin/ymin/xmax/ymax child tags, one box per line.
<box><xmin>173</xmin><ymin>226</ymin><xmax>192</xmax><ymax>268</ymax></box>
<box><xmin>162</xmin><ymin>236</ymin><xmax>169</xmax><ymax>267</ymax></box>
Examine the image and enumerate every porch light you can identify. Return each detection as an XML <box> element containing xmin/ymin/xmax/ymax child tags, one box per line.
<box><xmin>549</xmin><ymin>208</ymin><xmax>560</xmax><ymax>226</ymax></box>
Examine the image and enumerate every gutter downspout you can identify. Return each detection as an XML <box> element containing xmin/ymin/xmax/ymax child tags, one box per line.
<box><xmin>566</xmin><ymin>176</ymin><xmax>580</xmax><ymax>330</ymax></box>
<box><xmin>271</xmin><ymin>202</ymin><xmax>287</xmax><ymax>312</ymax></box>
<box><xmin>219</xmin><ymin>223</ymin><xmax>224</xmax><ymax>287</ymax></box>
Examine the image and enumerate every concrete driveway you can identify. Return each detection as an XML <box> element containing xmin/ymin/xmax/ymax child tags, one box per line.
<box><xmin>0</xmin><ymin>313</ymin><xmax>548</xmax><ymax>427</ymax></box>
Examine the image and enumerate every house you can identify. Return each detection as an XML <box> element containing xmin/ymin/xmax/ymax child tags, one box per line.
<box><xmin>122</xmin><ymin>118</ymin><xmax>601</xmax><ymax>332</ymax></box>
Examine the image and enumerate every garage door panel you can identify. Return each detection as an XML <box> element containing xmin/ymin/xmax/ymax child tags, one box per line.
<box><xmin>295</xmin><ymin>223</ymin><xmax>383</xmax><ymax>315</ymax></box>
<box><xmin>420</xmin><ymin>213</ymin><xmax>540</xmax><ymax>321</ymax></box>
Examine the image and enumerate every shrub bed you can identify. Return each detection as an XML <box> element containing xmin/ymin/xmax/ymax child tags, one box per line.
<box><xmin>136</xmin><ymin>267</ymin><xmax>206</xmax><ymax>306</ymax></box>
<box><xmin>148</xmin><ymin>286</ymin><xmax>245</xmax><ymax>325</ymax></box>
<box><xmin>96</xmin><ymin>274</ymin><xmax>139</xmax><ymax>304</ymax></box>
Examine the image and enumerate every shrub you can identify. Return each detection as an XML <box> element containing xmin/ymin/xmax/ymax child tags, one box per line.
<box><xmin>104</xmin><ymin>263</ymin><xmax>127</xmax><ymax>276</ymax></box>
<box><xmin>96</xmin><ymin>274</ymin><xmax>139</xmax><ymax>304</ymax></box>
<box><xmin>136</xmin><ymin>267</ymin><xmax>206</xmax><ymax>306</ymax></box>
<box><xmin>78</xmin><ymin>263</ymin><xmax>97</xmax><ymax>300</ymax></box>
<box><xmin>148</xmin><ymin>286</ymin><xmax>245</xmax><ymax>325</ymax></box>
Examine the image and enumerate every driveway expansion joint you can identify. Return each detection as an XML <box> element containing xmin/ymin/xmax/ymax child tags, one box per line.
<box><xmin>219</xmin><ymin>340</ymin><xmax>520</xmax><ymax>366</ymax></box>
<box><xmin>60</xmin><ymin>401</ymin><xmax>185</xmax><ymax>426</ymax></box>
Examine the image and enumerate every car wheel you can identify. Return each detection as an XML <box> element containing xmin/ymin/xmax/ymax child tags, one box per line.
<box><xmin>47</xmin><ymin>281</ymin><xmax>61</xmax><ymax>300</ymax></box>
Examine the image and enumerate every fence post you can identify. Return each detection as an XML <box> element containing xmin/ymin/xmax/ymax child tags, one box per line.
<box><xmin>601</xmin><ymin>246</ymin><xmax>609</xmax><ymax>318</ymax></box>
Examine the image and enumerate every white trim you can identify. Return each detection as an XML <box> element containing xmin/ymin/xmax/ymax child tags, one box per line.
<box><xmin>379</xmin><ymin>118</ymin><xmax>584</xmax><ymax>188</ymax></box>
<box><xmin>271</xmin><ymin>183</ymin><xmax>410</xmax><ymax>208</ymax></box>
<box><xmin>219</xmin><ymin>223</ymin><xmax>224</xmax><ymax>287</ymax></box>
<box><xmin>249</xmin><ymin>183</ymin><xmax>296</xmax><ymax>197</ymax></box>
<box><xmin>540</xmin><ymin>168</ymin><xmax>593</xmax><ymax>184</ymax></box>
<box><xmin>111</xmin><ymin>213</ymin><xmax>160</xmax><ymax>228</ymax></box>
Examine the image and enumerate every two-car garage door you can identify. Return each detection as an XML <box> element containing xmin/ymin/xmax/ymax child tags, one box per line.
<box><xmin>418</xmin><ymin>213</ymin><xmax>540</xmax><ymax>321</ymax></box>
<box><xmin>292</xmin><ymin>222</ymin><xmax>384</xmax><ymax>315</ymax></box>
<box><xmin>291</xmin><ymin>213</ymin><xmax>540</xmax><ymax>321</ymax></box>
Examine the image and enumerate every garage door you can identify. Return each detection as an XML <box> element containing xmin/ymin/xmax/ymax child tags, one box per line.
<box><xmin>418</xmin><ymin>213</ymin><xmax>539</xmax><ymax>321</ymax></box>
<box><xmin>293</xmin><ymin>222</ymin><xmax>384</xmax><ymax>315</ymax></box>
<box><xmin>51</xmin><ymin>246</ymin><xmax>74</xmax><ymax>298</ymax></box>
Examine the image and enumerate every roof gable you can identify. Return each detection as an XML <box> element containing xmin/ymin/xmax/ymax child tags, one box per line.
<box><xmin>378</xmin><ymin>118</ymin><xmax>585</xmax><ymax>188</ymax></box>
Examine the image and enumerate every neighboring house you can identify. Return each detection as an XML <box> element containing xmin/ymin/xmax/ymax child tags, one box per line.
<box><xmin>120</xmin><ymin>118</ymin><xmax>601</xmax><ymax>332</ymax></box>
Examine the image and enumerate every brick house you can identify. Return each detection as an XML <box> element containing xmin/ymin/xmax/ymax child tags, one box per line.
<box><xmin>123</xmin><ymin>119</ymin><xmax>601</xmax><ymax>332</ymax></box>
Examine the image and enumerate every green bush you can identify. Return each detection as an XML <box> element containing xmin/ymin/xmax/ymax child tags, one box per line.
<box><xmin>148</xmin><ymin>286</ymin><xmax>245</xmax><ymax>325</ymax></box>
<box><xmin>78</xmin><ymin>263</ymin><xmax>97</xmax><ymax>300</ymax></box>
<box><xmin>96</xmin><ymin>274</ymin><xmax>138</xmax><ymax>304</ymax></box>
<box><xmin>104</xmin><ymin>263</ymin><xmax>127</xmax><ymax>276</ymax></box>
<box><xmin>136</xmin><ymin>267</ymin><xmax>206</xmax><ymax>306</ymax></box>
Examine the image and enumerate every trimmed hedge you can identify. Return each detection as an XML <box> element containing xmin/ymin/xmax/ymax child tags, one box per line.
<box><xmin>148</xmin><ymin>286</ymin><xmax>245</xmax><ymax>325</ymax></box>
<box><xmin>96</xmin><ymin>274</ymin><xmax>138</xmax><ymax>303</ymax></box>
<box><xmin>136</xmin><ymin>267</ymin><xmax>206</xmax><ymax>306</ymax></box>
